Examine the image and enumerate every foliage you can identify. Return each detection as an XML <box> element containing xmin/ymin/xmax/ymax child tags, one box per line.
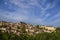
<box><xmin>0</xmin><ymin>30</ymin><xmax>60</xmax><ymax>40</ymax></box>
<box><xmin>36</xmin><ymin>25</ymin><xmax>40</xmax><ymax>29</ymax></box>
<box><xmin>0</xmin><ymin>21</ymin><xmax>60</xmax><ymax>40</ymax></box>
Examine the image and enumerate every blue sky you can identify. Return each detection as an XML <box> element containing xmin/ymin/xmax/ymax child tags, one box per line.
<box><xmin>0</xmin><ymin>0</ymin><xmax>60</xmax><ymax>26</ymax></box>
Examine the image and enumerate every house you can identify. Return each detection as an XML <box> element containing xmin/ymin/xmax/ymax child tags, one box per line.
<box><xmin>1</xmin><ymin>28</ymin><xmax>6</xmax><ymax>32</ymax></box>
<box><xmin>44</xmin><ymin>27</ymin><xmax>56</xmax><ymax>31</ymax></box>
<box><xmin>40</xmin><ymin>26</ymin><xmax>56</xmax><ymax>33</ymax></box>
<box><xmin>44</xmin><ymin>27</ymin><xmax>56</xmax><ymax>32</ymax></box>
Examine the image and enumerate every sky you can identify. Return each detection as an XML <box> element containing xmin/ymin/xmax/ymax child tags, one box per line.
<box><xmin>0</xmin><ymin>0</ymin><xmax>60</xmax><ymax>27</ymax></box>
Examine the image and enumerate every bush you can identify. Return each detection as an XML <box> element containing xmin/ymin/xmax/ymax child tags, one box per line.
<box><xmin>0</xmin><ymin>30</ymin><xmax>60</xmax><ymax>40</ymax></box>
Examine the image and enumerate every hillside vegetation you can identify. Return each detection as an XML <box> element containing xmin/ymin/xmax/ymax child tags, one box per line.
<box><xmin>0</xmin><ymin>21</ymin><xmax>60</xmax><ymax>40</ymax></box>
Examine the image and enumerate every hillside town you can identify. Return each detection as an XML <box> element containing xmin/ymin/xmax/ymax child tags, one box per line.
<box><xmin>0</xmin><ymin>21</ymin><xmax>56</xmax><ymax>36</ymax></box>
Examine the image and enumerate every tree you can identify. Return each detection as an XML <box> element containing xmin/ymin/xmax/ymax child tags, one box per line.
<box><xmin>36</xmin><ymin>25</ymin><xmax>40</xmax><ymax>29</ymax></box>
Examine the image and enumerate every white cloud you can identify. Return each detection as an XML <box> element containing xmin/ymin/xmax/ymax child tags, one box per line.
<box><xmin>4</xmin><ymin>2</ymin><xmax>8</xmax><ymax>5</ymax></box>
<box><xmin>0</xmin><ymin>0</ymin><xmax>60</xmax><ymax>26</ymax></box>
<box><xmin>45</xmin><ymin>13</ymin><xmax>50</xmax><ymax>17</ymax></box>
<box><xmin>48</xmin><ymin>11</ymin><xmax>60</xmax><ymax>21</ymax></box>
<box><xmin>40</xmin><ymin>0</ymin><xmax>56</xmax><ymax>17</ymax></box>
<box><xmin>3</xmin><ymin>0</ymin><xmax>55</xmax><ymax>22</ymax></box>
<box><xmin>1</xmin><ymin>13</ymin><xmax>29</xmax><ymax>21</ymax></box>
<box><xmin>52</xmin><ymin>12</ymin><xmax>60</xmax><ymax>18</ymax></box>
<box><xmin>49</xmin><ymin>12</ymin><xmax>60</xmax><ymax>24</ymax></box>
